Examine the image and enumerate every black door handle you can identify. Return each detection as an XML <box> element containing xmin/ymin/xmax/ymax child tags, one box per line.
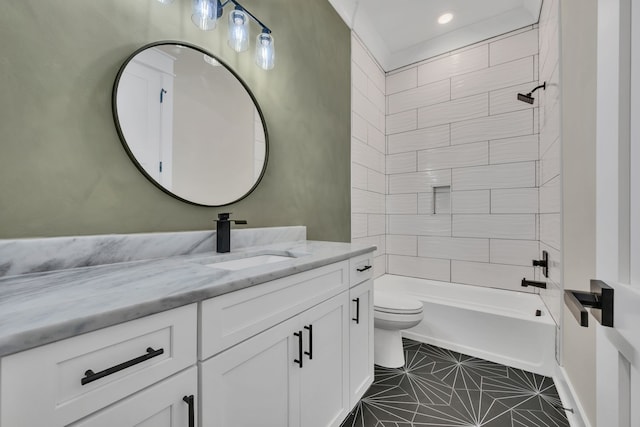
<box><xmin>182</xmin><ymin>395</ymin><xmax>195</xmax><ymax>427</ymax></box>
<box><xmin>304</xmin><ymin>324</ymin><xmax>313</xmax><ymax>360</ymax></box>
<box><xmin>564</xmin><ymin>280</ymin><xmax>614</xmax><ymax>327</ymax></box>
<box><xmin>81</xmin><ymin>347</ymin><xmax>164</xmax><ymax>385</ymax></box>
<box><xmin>293</xmin><ymin>331</ymin><xmax>303</xmax><ymax>368</ymax></box>
<box><xmin>357</xmin><ymin>265</ymin><xmax>372</xmax><ymax>272</ymax></box>
<box><xmin>352</xmin><ymin>298</ymin><xmax>360</xmax><ymax>324</ymax></box>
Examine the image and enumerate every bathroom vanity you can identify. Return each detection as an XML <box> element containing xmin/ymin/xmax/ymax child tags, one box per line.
<box><xmin>0</xmin><ymin>235</ymin><xmax>374</xmax><ymax>427</ymax></box>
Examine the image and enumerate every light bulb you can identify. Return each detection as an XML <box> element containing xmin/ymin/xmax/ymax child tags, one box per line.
<box><xmin>156</xmin><ymin>0</ymin><xmax>174</xmax><ymax>4</ymax></box>
<box><xmin>255</xmin><ymin>32</ymin><xmax>275</xmax><ymax>70</ymax></box>
<box><xmin>228</xmin><ymin>9</ymin><xmax>249</xmax><ymax>52</ymax></box>
<box><xmin>438</xmin><ymin>13</ymin><xmax>453</xmax><ymax>25</ymax></box>
<box><xmin>191</xmin><ymin>0</ymin><xmax>218</xmax><ymax>31</ymax></box>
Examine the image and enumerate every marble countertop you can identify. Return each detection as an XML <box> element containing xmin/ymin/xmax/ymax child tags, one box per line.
<box><xmin>0</xmin><ymin>240</ymin><xmax>375</xmax><ymax>358</ymax></box>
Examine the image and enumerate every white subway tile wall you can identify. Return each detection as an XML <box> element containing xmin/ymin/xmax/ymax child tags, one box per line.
<box><xmin>351</xmin><ymin>22</ymin><xmax>562</xmax><ymax>308</ymax></box>
<box><xmin>384</xmin><ymin>27</ymin><xmax>542</xmax><ymax>290</ymax></box>
<box><xmin>351</xmin><ymin>35</ymin><xmax>387</xmax><ymax>278</ymax></box>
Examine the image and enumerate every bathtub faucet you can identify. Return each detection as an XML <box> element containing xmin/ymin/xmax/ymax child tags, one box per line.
<box><xmin>521</xmin><ymin>278</ymin><xmax>547</xmax><ymax>289</ymax></box>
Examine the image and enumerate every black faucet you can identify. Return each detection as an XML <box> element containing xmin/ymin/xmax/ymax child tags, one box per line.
<box><xmin>215</xmin><ymin>213</ymin><xmax>247</xmax><ymax>253</ymax></box>
<box><xmin>521</xmin><ymin>278</ymin><xmax>547</xmax><ymax>289</ymax></box>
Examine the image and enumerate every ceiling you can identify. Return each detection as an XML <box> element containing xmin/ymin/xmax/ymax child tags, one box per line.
<box><xmin>327</xmin><ymin>0</ymin><xmax>542</xmax><ymax>71</ymax></box>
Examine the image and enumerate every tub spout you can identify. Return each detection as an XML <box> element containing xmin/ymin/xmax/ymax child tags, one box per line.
<box><xmin>521</xmin><ymin>278</ymin><xmax>547</xmax><ymax>289</ymax></box>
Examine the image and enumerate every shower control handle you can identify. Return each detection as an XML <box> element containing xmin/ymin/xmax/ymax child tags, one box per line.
<box><xmin>532</xmin><ymin>250</ymin><xmax>549</xmax><ymax>278</ymax></box>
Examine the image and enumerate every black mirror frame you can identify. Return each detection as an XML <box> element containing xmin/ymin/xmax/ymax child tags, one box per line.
<box><xmin>112</xmin><ymin>40</ymin><xmax>269</xmax><ymax>207</ymax></box>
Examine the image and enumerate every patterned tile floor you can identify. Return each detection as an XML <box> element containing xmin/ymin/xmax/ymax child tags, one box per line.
<box><xmin>341</xmin><ymin>339</ymin><xmax>570</xmax><ymax>427</ymax></box>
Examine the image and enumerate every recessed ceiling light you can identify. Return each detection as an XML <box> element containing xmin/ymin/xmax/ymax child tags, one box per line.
<box><xmin>438</xmin><ymin>13</ymin><xmax>454</xmax><ymax>25</ymax></box>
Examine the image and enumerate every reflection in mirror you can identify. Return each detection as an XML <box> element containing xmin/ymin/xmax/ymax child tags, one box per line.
<box><xmin>113</xmin><ymin>41</ymin><xmax>268</xmax><ymax>206</ymax></box>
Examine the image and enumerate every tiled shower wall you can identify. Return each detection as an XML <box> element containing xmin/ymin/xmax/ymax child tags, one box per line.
<box><xmin>384</xmin><ymin>27</ymin><xmax>541</xmax><ymax>293</ymax></box>
<box><xmin>538</xmin><ymin>0</ymin><xmax>562</xmax><ymax>326</ymax></box>
<box><xmin>351</xmin><ymin>22</ymin><xmax>563</xmax><ymax>321</ymax></box>
<box><xmin>351</xmin><ymin>35</ymin><xmax>387</xmax><ymax>278</ymax></box>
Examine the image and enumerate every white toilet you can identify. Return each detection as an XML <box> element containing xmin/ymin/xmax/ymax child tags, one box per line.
<box><xmin>373</xmin><ymin>291</ymin><xmax>424</xmax><ymax>368</ymax></box>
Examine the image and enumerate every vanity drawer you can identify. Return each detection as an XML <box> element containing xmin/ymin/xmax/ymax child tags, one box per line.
<box><xmin>350</xmin><ymin>252</ymin><xmax>374</xmax><ymax>286</ymax></box>
<box><xmin>200</xmin><ymin>260</ymin><xmax>349</xmax><ymax>360</ymax></box>
<box><xmin>0</xmin><ymin>304</ymin><xmax>197</xmax><ymax>427</ymax></box>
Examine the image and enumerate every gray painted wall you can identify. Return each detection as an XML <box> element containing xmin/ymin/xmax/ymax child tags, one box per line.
<box><xmin>0</xmin><ymin>0</ymin><xmax>351</xmax><ymax>241</ymax></box>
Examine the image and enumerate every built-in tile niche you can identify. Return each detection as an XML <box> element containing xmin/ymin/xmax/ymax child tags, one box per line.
<box><xmin>432</xmin><ymin>186</ymin><xmax>450</xmax><ymax>214</ymax></box>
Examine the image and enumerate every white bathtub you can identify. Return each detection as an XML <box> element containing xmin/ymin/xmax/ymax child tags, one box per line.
<box><xmin>375</xmin><ymin>274</ymin><xmax>557</xmax><ymax>377</ymax></box>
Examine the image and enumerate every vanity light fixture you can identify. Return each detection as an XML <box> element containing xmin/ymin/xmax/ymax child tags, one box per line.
<box><xmin>157</xmin><ymin>0</ymin><xmax>275</xmax><ymax>70</ymax></box>
<box><xmin>437</xmin><ymin>12</ymin><xmax>454</xmax><ymax>25</ymax></box>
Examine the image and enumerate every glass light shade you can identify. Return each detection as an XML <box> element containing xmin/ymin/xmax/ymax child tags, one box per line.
<box><xmin>255</xmin><ymin>32</ymin><xmax>275</xmax><ymax>70</ymax></box>
<box><xmin>228</xmin><ymin>10</ymin><xmax>249</xmax><ymax>52</ymax></box>
<box><xmin>156</xmin><ymin>0</ymin><xmax>175</xmax><ymax>4</ymax></box>
<box><xmin>191</xmin><ymin>0</ymin><xmax>218</xmax><ymax>31</ymax></box>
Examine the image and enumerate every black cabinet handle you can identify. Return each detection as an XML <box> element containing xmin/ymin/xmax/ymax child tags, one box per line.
<box><xmin>357</xmin><ymin>265</ymin><xmax>372</xmax><ymax>272</ymax></box>
<box><xmin>293</xmin><ymin>331</ymin><xmax>303</xmax><ymax>368</ymax></box>
<box><xmin>183</xmin><ymin>395</ymin><xmax>195</xmax><ymax>427</ymax></box>
<box><xmin>81</xmin><ymin>347</ymin><xmax>164</xmax><ymax>385</ymax></box>
<box><xmin>304</xmin><ymin>324</ymin><xmax>313</xmax><ymax>360</ymax></box>
<box><xmin>352</xmin><ymin>298</ymin><xmax>360</xmax><ymax>324</ymax></box>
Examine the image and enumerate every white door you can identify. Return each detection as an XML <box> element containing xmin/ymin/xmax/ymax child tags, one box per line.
<box><xmin>69</xmin><ymin>367</ymin><xmax>197</xmax><ymax>427</ymax></box>
<box><xmin>298</xmin><ymin>292</ymin><xmax>350</xmax><ymax>427</ymax></box>
<box><xmin>594</xmin><ymin>0</ymin><xmax>640</xmax><ymax>425</ymax></box>
<box><xmin>199</xmin><ymin>314</ymin><xmax>299</xmax><ymax>427</ymax></box>
<box><xmin>117</xmin><ymin>60</ymin><xmax>163</xmax><ymax>182</ymax></box>
<box><xmin>116</xmin><ymin>48</ymin><xmax>174</xmax><ymax>188</ymax></box>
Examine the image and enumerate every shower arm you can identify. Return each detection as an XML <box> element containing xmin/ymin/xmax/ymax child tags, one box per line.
<box><xmin>529</xmin><ymin>83</ymin><xmax>546</xmax><ymax>95</ymax></box>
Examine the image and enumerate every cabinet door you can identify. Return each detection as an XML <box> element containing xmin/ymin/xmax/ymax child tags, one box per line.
<box><xmin>349</xmin><ymin>279</ymin><xmax>374</xmax><ymax>407</ymax></box>
<box><xmin>69</xmin><ymin>367</ymin><xmax>197</xmax><ymax>427</ymax></box>
<box><xmin>0</xmin><ymin>304</ymin><xmax>197</xmax><ymax>427</ymax></box>
<box><xmin>200</xmin><ymin>314</ymin><xmax>300</xmax><ymax>427</ymax></box>
<box><xmin>298</xmin><ymin>292</ymin><xmax>350</xmax><ymax>427</ymax></box>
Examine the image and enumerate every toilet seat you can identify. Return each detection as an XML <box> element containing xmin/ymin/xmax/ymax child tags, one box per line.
<box><xmin>374</xmin><ymin>292</ymin><xmax>423</xmax><ymax>315</ymax></box>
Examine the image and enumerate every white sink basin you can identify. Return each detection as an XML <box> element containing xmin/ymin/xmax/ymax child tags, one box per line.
<box><xmin>206</xmin><ymin>254</ymin><xmax>294</xmax><ymax>271</ymax></box>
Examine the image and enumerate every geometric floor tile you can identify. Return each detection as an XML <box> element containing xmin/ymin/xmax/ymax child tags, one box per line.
<box><xmin>341</xmin><ymin>338</ymin><xmax>570</xmax><ymax>427</ymax></box>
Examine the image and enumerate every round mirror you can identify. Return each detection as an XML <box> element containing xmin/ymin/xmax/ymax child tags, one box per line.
<box><xmin>112</xmin><ymin>41</ymin><xmax>268</xmax><ymax>206</ymax></box>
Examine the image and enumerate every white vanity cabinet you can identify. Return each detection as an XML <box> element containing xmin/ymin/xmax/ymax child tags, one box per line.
<box><xmin>69</xmin><ymin>367</ymin><xmax>197</xmax><ymax>427</ymax></box>
<box><xmin>0</xmin><ymin>304</ymin><xmax>198</xmax><ymax>427</ymax></box>
<box><xmin>199</xmin><ymin>261</ymin><xmax>351</xmax><ymax>427</ymax></box>
<box><xmin>347</xmin><ymin>253</ymin><xmax>375</xmax><ymax>406</ymax></box>
<box><xmin>0</xmin><ymin>250</ymin><xmax>375</xmax><ymax>427</ymax></box>
<box><xmin>200</xmin><ymin>292</ymin><xmax>349</xmax><ymax>427</ymax></box>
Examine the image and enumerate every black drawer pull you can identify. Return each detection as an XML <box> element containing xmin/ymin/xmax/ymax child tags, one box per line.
<box><xmin>357</xmin><ymin>265</ymin><xmax>372</xmax><ymax>272</ymax></box>
<box><xmin>183</xmin><ymin>395</ymin><xmax>195</xmax><ymax>427</ymax></box>
<box><xmin>304</xmin><ymin>324</ymin><xmax>313</xmax><ymax>360</ymax></box>
<box><xmin>352</xmin><ymin>298</ymin><xmax>360</xmax><ymax>324</ymax></box>
<box><xmin>293</xmin><ymin>331</ymin><xmax>303</xmax><ymax>368</ymax></box>
<box><xmin>81</xmin><ymin>347</ymin><xmax>164</xmax><ymax>385</ymax></box>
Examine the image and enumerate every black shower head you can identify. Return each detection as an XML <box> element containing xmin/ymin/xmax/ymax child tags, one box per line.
<box><xmin>517</xmin><ymin>82</ymin><xmax>546</xmax><ymax>104</ymax></box>
<box><xmin>517</xmin><ymin>93</ymin><xmax>535</xmax><ymax>104</ymax></box>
